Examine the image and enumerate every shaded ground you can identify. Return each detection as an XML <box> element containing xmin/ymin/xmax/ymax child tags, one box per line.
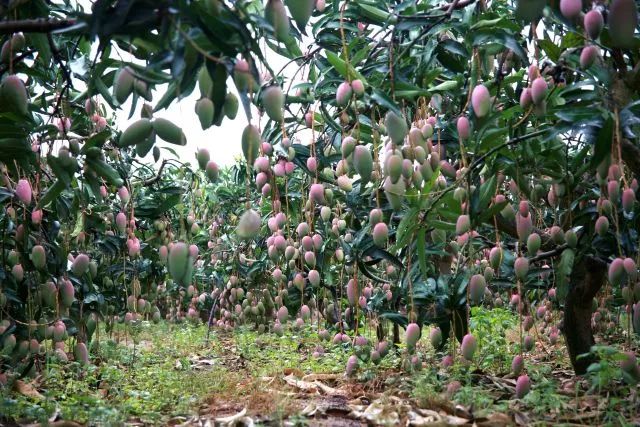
<box><xmin>1</xmin><ymin>310</ymin><xmax>639</xmax><ymax>426</ymax></box>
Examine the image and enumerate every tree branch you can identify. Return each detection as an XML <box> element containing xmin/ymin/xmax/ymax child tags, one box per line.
<box><xmin>142</xmin><ymin>159</ymin><xmax>168</xmax><ymax>186</ymax></box>
<box><xmin>439</xmin><ymin>0</ymin><xmax>476</xmax><ymax>12</ymax></box>
<box><xmin>0</xmin><ymin>18</ymin><xmax>77</xmax><ymax>34</ymax></box>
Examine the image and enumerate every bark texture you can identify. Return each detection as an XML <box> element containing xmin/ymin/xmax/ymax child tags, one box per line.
<box><xmin>561</xmin><ymin>256</ymin><xmax>607</xmax><ymax>374</ymax></box>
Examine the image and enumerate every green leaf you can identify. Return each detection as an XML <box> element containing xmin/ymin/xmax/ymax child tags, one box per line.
<box><xmin>325</xmin><ymin>50</ymin><xmax>367</xmax><ymax>84</ymax></box>
<box><xmin>590</xmin><ymin>114</ymin><xmax>613</xmax><ymax>169</ymax></box>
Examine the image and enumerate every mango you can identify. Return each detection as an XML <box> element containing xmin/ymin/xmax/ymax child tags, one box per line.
<box><xmin>622</xmin><ymin>188</ymin><xmax>636</xmax><ymax>213</ymax></box>
<box><xmin>136</xmin><ymin>131</ymin><xmax>156</xmax><ymax>157</ymax></box>
<box><xmin>265</xmin><ymin>0</ymin><xmax>290</xmax><ymax>41</ymax></box>
<box><xmin>241</xmin><ymin>124</ymin><xmax>261</xmax><ymax>166</ymax></box>
<box><xmin>385</xmin><ymin>154</ymin><xmax>403</xmax><ymax>183</ymax></box>
<box><xmin>346</xmin><ymin>355</ymin><xmax>358</xmax><ymax>376</ymax></box>
<box><xmin>372</xmin><ymin>222</ymin><xmax>389</xmax><ymax>247</ymax></box>
<box><xmin>461</xmin><ymin>333</ymin><xmax>477</xmax><ymax>360</ymax></box>
<box><xmin>74</xmin><ymin>342</ymin><xmax>89</xmax><ymax>365</ymax></box>
<box><xmin>515</xmin><ymin>374</ymin><xmax>530</xmax><ymax>398</ymax></box>
<box><xmin>11</xmin><ymin>264</ymin><xmax>23</xmax><ymax>282</ymax></box>
<box><xmin>309</xmin><ymin>183</ymin><xmax>325</xmax><ymax>204</ymax></box>
<box><xmin>195</xmin><ymin>98</ymin><xmax>214</xmax><ymax>130</ymax></box>
<box><xmin>113</xmin><ymin>67</ymin><xmax>135</xmax><ymax>104</ymax></box>
<box><xmin>516</xmin><ymin>213</ymin><xmax>533</xmax><ymax>242</ymax></box>
<box><xmin>196</xmin><ymin>148</ymin><xmax>210</xmax><ymax>170</ymax></box>
<box><xmin>153</xmin><ymin>118</ymin><xmax>186</xmax><ymax>145</ymax></box>
<box><xmin>353</xmin><ymin>145</ymin><xmax>373</xmax><ymax>183</ymax></box>
<box><xmin>15</xmin><ymin>178</ymin><xmax>32</xmax><ymax>205</ymax></box>
<box><xmin>206</xmin><ymin>160</ymin><xmax>220</xmax><ymax>182</ymax></box>
<box><xmin>118</xmin><ymin>118</ymin><xmax>153</xmax><ymax>147</ymax></box>
<box><xmin>262</xmin><ymin>85</ymin><xmax>284</xmax><ymax>122</ymax></box>
<box><xmin>60</xmin><ymin>279</ymin><xmax>75</xmax><ymax>307</ymax></box>
<box><xmin>405</xmin><ymin>323</ymin><xmax>421</xmax><ymax>347</ymax></box>
<box><xmin>559</xmin><ymin>0</ymin><xmax>582</xmax><ymax>19</ymax></box>
<box><xmin>584</xmin><ymin>10</ymin><xmax>603</xmax><ymax>39</ymax></box>
<box><xmin>383</xmin><ymin>176</ymin><xmax>405</xmax><ymax>210</ymax></box>
<box><xmin>385</xmin><ymin>111</ymin><xmax>408</xmax><ymax>144</ymax></box>
<box><xmin>198</xmin><ymin>66</ymin><xmax>213</xmax><ymax>98</ymax></box>
<box><xmin>336</xmin><ymin>81</ymin><xmax>352</xmax><ymax>106</ymax></box>
<box><xmin>511</xmin><ymin>355</ymin><xmax>524</xmax><ymax>375</ymax></box>
<box><xmin>277</xmin><ymin>305</ymin><xmax>289</xmax><ymax>323</ymax></box>
<box><xmin>454</xmin><ymin>118</ymin><xmax>471</xmax><ymax>142</ymax></box>
<box><xmin>608</xmin><ymin>257</ymin><xmax>625</xmax><ymax>286</ymax></box>
<box><xmin>224</xmin><ymin>92</ymin><xmax>239</xmax><ymax>119</ymax></box>
<box><xmin>471</xmin><ymin>84</ymin><xmax>490</xmax><ymax>117</ymax></box>
<box><xmin>237</xmin><ymin>209</ymin><xmax>261</xmax><ymax>239</ymax></box>
<box><xmin>531</xmin><ymin>77</ymin><xmax>547</xmax><ymax>105</ymax></box>
<box><xmin>595</xmin><ymin>215</ymin><xmax>609</xmax><ymax>236</ymax></box>
<box><xmin>31</xmin><ymin>245</ymin><xmax>46</xmax><ymax>270</ymax></box>
<box><xmin>0</xmin><ymin>75</ymin><xmax>28</xmax><ymax>115</ymax></box>
<box><xmin>565</xmin><ymin>229</ymin><xmax>578</xmax><ymax>248</ymax></box>
<box><xmin>72</xmin><ymin>253</ymin><xmax>90</xmax><ymax>276</ymax></box>
<box><xmin>429</xmin><ymin>327</ymin><xmax>442</xmax><ymax>348</ymax></box>
<box><xmin>469</xmin><ymin>274</ymin><xmax>486</xmax><ymax>303</ymax></box>
<box><xmin>168</xmin><ymin>242</ymin><xmax>189</xmax><ymax>283</ymax></box>
<box><xmin>514</xmin><ymin>256</ymin><xmax>529</xmax><ymax>281</ymax></box>
<box><xmin>456</xmin><ymin>214</ymin><xmax>470</xmax><ymax>236</ymax></box>
<box><xmin>580</xmin><ymin>45</ymin><xmax>599</xmax><ymax>68</ymax></box>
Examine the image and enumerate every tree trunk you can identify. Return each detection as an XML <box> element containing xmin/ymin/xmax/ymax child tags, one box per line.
<box><xmin>561</xmin><ymin>256</ymin><xmax>607</xmax><ymax>374</ymax></box>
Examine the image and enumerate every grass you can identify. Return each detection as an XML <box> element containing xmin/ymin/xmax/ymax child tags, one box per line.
<box><xmin>1</xmin><ymin>308</ymin><xmax>638</xmax><ymax>425</ymax></box>
<box><xmin>1</xmin><ymin>322</ymin><xmax>236</xmax><ymax>424</ymax></box>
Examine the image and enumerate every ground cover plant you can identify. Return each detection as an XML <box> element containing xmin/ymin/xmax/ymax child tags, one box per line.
<box><xmin>0</xmin><ymin>0</ymin><xmax>639</xmax><ymax>424</ymax></box>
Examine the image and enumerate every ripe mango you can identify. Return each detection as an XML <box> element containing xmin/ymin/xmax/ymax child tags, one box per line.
<box><xmin>206</xmin><ymin>160</ymin><xmax>220</xmax><ymax>182</ymax></box>
<box><xmin>372</xmin><ymin>222</ymin><xmax>389</xmax><ymax>247</ymax></box>
<box><xmin>405</xmin><ymin>323</ymin><xmax>421</xmax><ymax>347</ymax></box>
<box><xmin>461</xmin><ymin>333</ymin><xmax>477</xmax><ymax>360</ymax></box>
<box><xmin>196</xmin><ymin>148</ymin><xmax>210</xmax><ymax>170</ymax></box>
<box><xmin>584</xmin><ymin>10</ymin><xmax>603</xmax><ymax>39</ymax></box>
<box><xmin>15</xmin><ymin>178</ymin><xmax>32</xmax><ymax>205</ymax></box>
<box><xmin>237</xmin><ymin>209</ymin><xmax>261</xmax><ymax>239</ymax></box>
<box><xmin>515</xmin><ymin>374</ymin><xmax>530</xmax><ymax>398</ymax></box>
<box><xmin>471</xmin><ymin>84</ymin><xmax>490</xmax><ymax>117</ymax></box>
<box><xmin>336</xmin><ymin>81</ymin><xmax>352</xmax><ymax>107</ymax></box>
<box><xmin>514</xmin><ymin>256</ymin><xmax>529</xmax><ymax>281</ymax></box>
<box><xmin>72</xmin><ymin>253</ymin><xmax>90</xmax><ymax>276</ymax></box>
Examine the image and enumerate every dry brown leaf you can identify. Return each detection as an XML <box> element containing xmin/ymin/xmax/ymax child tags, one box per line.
<box><xmin>301</xmin><ymin>373</ymin><xmax>341</xmax><ymax>382</ymax></box>
<box><xmin>14</xmin><ymin>380</ymin><xmax>44</xmax><ymax>400</ymax></box>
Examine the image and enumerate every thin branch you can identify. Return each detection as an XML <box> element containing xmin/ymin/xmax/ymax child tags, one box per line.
<box><xmin>141</xmin><ymin>159</ymin><xmax>168</xmax><ymax>186</ymax></box>
<box><xmin>0</xmin><ymin>18</ymin><xmax>77</xmax><ymax>34</ymax></box>
<box><xmin>439</xmin><ymin>0</ymin><xmax>476</xmax><ymax>12</ymax></box>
